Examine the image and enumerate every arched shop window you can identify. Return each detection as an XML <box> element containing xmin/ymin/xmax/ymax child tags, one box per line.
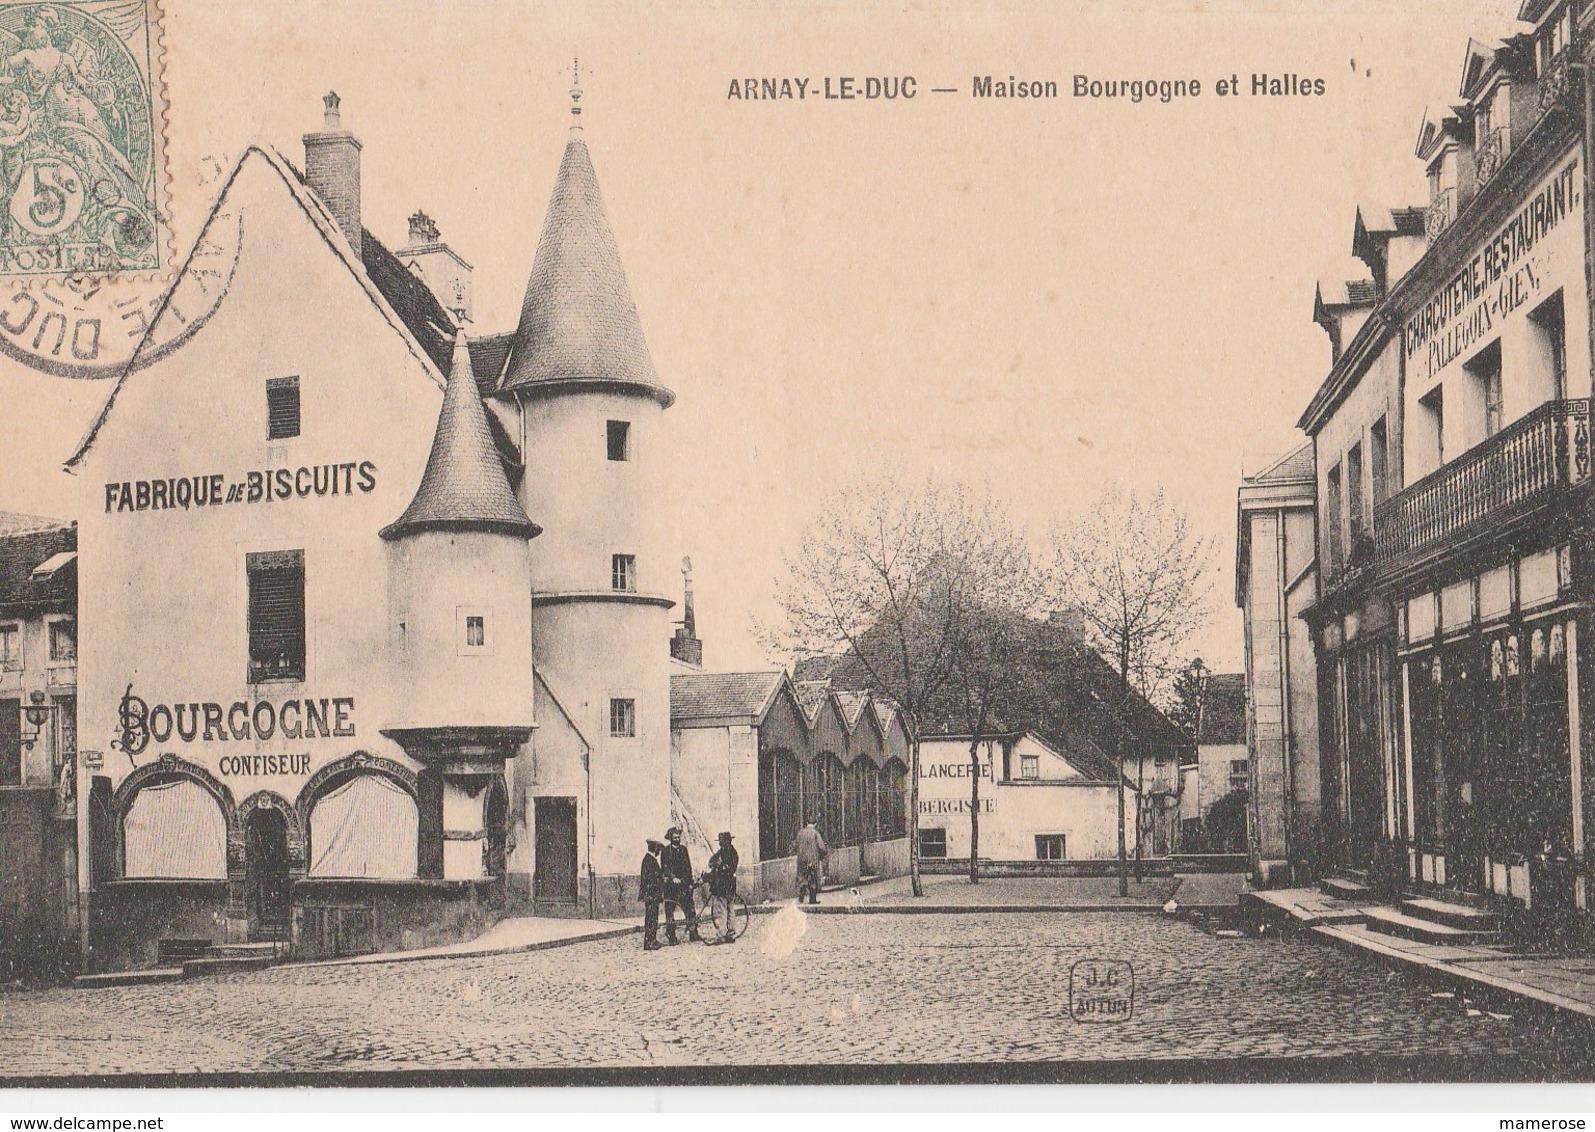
<box><xmin>807</xmin><ymin>752</ymin><xmax>846</xmax><ymax>848</ymax></box>
<box><xmin>885</xmin><ymin>758</ymin><xmax>908</xmax><ymax>839</ymax></box>
<box><xmin>759</xmin><ymin>748</ymin><xmax>803</xmax><ymax>859</ymax></box>
<box><xmin>844</xmin><ymin>758</ymin><xmax>874</xmax><ymax>846</ymax></box>
<box><xmin>308</xmin><ymin>774</ymin><xmax>418</xmax><ymax>878</ymax></box>
<box><xmin>123</xmin><ymin>779</ymin><xmax>228</xmax><ymax>879</ymax></box>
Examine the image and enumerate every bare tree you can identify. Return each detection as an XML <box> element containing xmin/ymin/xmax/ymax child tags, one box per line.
<box><xmin>766</xmin><ymin>473</ymin><xmax>1001</xmax><ymax>897</ymax></box>
<box><xmin>941</xmin><ymin>516</ymin><xmax>1048</xmax><ymax>885</ymax></box>
<box><xmin>1052</xmin><ymin>484</ymin><xmax>1215</xmax><ymax>887</ymax></box>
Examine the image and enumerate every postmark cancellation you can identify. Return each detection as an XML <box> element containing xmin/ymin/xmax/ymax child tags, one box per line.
<box><xmin>0</xmin><ymin>0</ymin><xmax>166</xmax><ymax>281</ymax></box>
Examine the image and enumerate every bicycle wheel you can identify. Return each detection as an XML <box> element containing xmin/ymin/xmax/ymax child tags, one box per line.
<box><xmin>729</xmin><ymin>895</ymin><xmax>750</xmax><ymax>939</ymax></box>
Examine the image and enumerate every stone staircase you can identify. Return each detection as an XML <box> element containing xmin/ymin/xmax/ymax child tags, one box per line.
<box><xmin>180</xmin><ymin>941</ymin><xmax>287</xmax><ymax>977</ymax></box>
<box><xmin>75</xmin><ymin>935</ymin><xmax>290</xmax><ymax>988</ymax></box>
<box><xmin>1316</xmin><ymin>874</ymin><xmax>1502</xmax><ymax>946</ymax></box>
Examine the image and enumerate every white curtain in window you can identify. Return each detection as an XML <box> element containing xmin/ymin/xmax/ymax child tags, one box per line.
<box><xmin>309</xmin><ymin>774</ymin><xmax>418</xmax><ymax>878</ymax></box>
<box><xmin>123</xmin><ymin>779</ymin><xmax>227</xmax><ymax>878</ymax></box>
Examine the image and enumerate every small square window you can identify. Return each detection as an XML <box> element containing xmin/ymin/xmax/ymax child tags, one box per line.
<box><xmin>48</xmin><ymin>619</ymin><xmax>75</xmax><ymax>664</ymax></box>
<box><xmin>0</xmin><ymin>623</ymin><xmax>18</xmax><ymax>670</ymax></box>
<box><xmin>1230</xmin><ymin>759</ymin><xmax>1248</xmax><ymax>775</ymax></box>
<box><xmin>267</xmin><ymin>377</ymin><xmax>300</xmax><ymax>441</ymax></box>
<box><xmin>465</xmin><ymin>615</ymin><xmax>485</xmax><ymax>648</ymax></box>
<box><xmin>611</xmin><ymin>554</ymin><xmax>636</xmax><ymax>592</ymax></box>
<box><xmin>609</xmin><ymin>697</ymin><xmax>636</xmax><ymax>738</ymax></box>
<box><xmin>606</xmin><ymin>420</ymin><xmax>631</xmax><ymax>462</ymax></box>
<box><xmin>918</xmin><ymin>828</ymin><xmax>947</xmax><ymax>859</ymax></box>
<box><xmin>1020</xmin><ymin>755</ymin><xmax>1039</xmax><ymax>780</ymax></box>
<box><xmin>1035</xmin><ymin>834</ymin><xmax>1066</xmax><ymax>860</ymax></box>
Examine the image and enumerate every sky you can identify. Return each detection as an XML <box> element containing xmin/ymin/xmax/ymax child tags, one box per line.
<box><xmin>0</xmin><ymin>0</ymin><xmax>1533</xmax><ymax>675</ymax></box>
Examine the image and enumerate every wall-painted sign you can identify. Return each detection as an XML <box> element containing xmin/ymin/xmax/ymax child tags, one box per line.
<box><xmin>103</xmin><ymin>461</ymin><xmax>377</xmax><ymax>513</ymax></box>
<box><xmin>922</xmin><ymin>760</ymin><xmax>993</xmax><ymax>779</ymax></box>
<box><xmin>1404</xmin><ymin>158</ymin><xmax>1581</xmax><ymax>382</ymax></box>
<box><xmin>119</xmin><ymin>689</ymin><xmax>355</xmax><ymax>754</ymax></box>
<box><xmin>919</xmin><ymin>798</ymin><xmax>996</xmax><ymax>815</ymax></box>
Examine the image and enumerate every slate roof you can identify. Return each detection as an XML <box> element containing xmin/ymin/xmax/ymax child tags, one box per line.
<box><xmin>1198</xmin><ymin>673</ymin><xmax>1248</xmax><ymax>746</ymax></box>
<box><xmin>1247</xmin><ymin>442</ymin><xmax>1315</xmax><ymax>485</ymax></box>
<box><xmin>833</xmin><ymin>690</ymin><xmax>872</xmax><ymax>730</ymax></box>
<box><xmin>793</xmin><ymin>680</ymin><xmax>832</xmax><ymax>722</ymax></box>
<box><xmin>671</xmin><ymin>671</ymin><xmax>784</xmax><ymax>725</ymax></box>
<box><xmin>499</xmin><ymin>134</ymin><xmax>673</xmax><ymax>406</ymax></box>
<box><xmin>468</xmin><ymin>333</ymin><xmax>515</xmax><ymax>393</ymax></box>
<box><xmin>0</xmin><ymin>521</ymin><xmax>75</xmax><ymax>614</ymax></box>
<box><xmin>362</xmin><ymin>227</ymin><xmax>456</xmax><ymax>374</ymax></box>
<box><xmin>800</xmin><ymin>623</ymin><xmax>1193</xmax><ymax>766</ymax></box>
<box><xmin>380</xmin><ymin>329</ymin><xmax>541</xmax><ymax>540</ymax></box>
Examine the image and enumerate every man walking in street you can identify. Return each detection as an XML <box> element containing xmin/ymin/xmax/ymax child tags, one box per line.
<box><xmin>794</xmin><ymin>816</ymin><xmax>827</xmax><ymax>905</ymax></box>
<box><xmin>640</xmin><ymin>838</ymin><xmax>666</xmax><ymax>951</ymax></box>
<box><xmin>707</xmin><ymin>831</ymin><xmax>740</xmax><ymax>943</ymax></box>
<box><xmin>661</xmin><ymin>826</ymin><xmax>701</xmax><ymax>944</ymax></box>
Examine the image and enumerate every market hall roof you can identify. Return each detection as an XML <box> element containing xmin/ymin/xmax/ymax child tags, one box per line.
<box><xmin>381</xmin><ymin>328</ymin><xmax>542</xmax><ymax>541</ymax></box>
<box><xmin>497</xmin><ymin>128</ymin><xmax>674</xmax><ymax>407</ymax></box>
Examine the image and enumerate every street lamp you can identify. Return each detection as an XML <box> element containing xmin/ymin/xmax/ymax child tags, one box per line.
<box><xmin>19</xmin><ymin>690</ymin><xmax>51</xmax><ymax>749</ymax></box>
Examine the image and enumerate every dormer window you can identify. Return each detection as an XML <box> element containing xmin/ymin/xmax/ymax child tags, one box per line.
<box><xmin>1539</xmin><ymin>7</ymin><xmax>1569</xmax><ymax>73</ymax></box>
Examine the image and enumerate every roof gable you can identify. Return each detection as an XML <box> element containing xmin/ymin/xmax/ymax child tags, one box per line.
<box><xmin>67</xmin><ymin>144</ymin><xmax>446</xmax><ymax>472</ymax></box>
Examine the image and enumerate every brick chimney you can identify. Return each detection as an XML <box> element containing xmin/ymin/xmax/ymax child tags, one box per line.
<box><xmin>397</xmin><ymin>209</ymin><xmax>474</xmax><ymax>323</ymax></box>
<box><xmin>303</xmin><ymin>91</ymin><xmax>362</xmax><ymax>257</ymax></box>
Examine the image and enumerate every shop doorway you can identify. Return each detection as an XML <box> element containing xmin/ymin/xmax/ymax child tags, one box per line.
<box><xmin>245</xmin><ymin>808</ymin><xmax>292</xmax><ymax>938</ymax></box>
<box><xmin>533</xmin><ymin>796</ymin><xmax>578</xmax><ymax>905</ymax></box>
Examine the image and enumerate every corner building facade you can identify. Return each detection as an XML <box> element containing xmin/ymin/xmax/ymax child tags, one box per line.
<box><xmin>1295</xmin><ymin>1</ymin><xmax>1595</xmax><ymax>939</ymax></box>
<box><xmin>69</xmin><ymin>96</ymin><xmax>679</xmax><ymax>970</ymax></box>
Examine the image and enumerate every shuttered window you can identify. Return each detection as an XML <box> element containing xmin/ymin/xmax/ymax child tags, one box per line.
<box><xmin>247</xmin><ymin>550</ymin><xmax>305</xmax><ymax>683</ymax></box>
<box><xmin>267</xmin><ymin>376</ymin><xmax>301</xmax><ymax>440</ymax></box>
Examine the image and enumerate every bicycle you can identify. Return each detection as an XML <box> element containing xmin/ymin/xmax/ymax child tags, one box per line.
<box><xmin>692</xmin><ymin>873</ymin><xmax>750</xmax><ymax>943</ymax></box>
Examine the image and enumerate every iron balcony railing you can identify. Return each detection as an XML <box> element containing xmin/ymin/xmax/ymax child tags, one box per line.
<box><xmin>1475</xmin><ymin>126</ymin><xmax>1509</xmax><ymax>187</ymax></box>
<box><xmin>1373</xmin><ymin>398</ymin><xmax>1592</xmax><ymax>561</ymax></box>
<box><xmin>1426</xmin><ymin>187</ymin><xmax>1456</xmax><ymax>240</ymax></box>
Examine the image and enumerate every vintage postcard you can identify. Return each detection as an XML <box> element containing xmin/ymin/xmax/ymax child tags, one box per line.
<box><xmin>2</xmin><ymin>0</ymin><xmax>1595</xmax><ymax>1110</ymax></box>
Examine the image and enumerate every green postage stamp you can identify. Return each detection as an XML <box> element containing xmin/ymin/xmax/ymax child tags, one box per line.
<box><xmin>0</xmin><ymin>0</ymin><xmax>165</xmax><ymax>279</ymax></box>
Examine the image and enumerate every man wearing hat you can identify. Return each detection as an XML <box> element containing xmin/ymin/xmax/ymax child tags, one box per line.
<box><xmin>639</xmin><ymin>838</ymin><xmax>666</xmax><ymax>951</ymax></box>
<box><xmin>661</xmin><ymin>826</ymin><xmax>701</xmax><ymax>944</ymax></box>
<box><xmin>706</xmin><ymin>832</ymin><xmax>741</xmax><ymax>943</ymax></box>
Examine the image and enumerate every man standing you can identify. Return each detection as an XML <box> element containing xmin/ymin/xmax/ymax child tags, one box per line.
<box><xmin>640</xmin><ymin>838</ymin><xmax>666</xmax><ymax>951</ymax></box>
<box><xmin>707</xmin><ymin>832</ymin><xmax>741</xmax><ymax>942</ymax></box>
<box><xmin>661</xmin><ymin>826</ymin><xmax>701</xmax><ymax>944</ymax></box>
<box><xmin>794</xmin><ymin>817</ymin><xmax>828</xmax><ymax>905</ymax></box>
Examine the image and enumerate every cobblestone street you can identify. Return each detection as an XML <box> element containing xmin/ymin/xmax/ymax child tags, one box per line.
<box><xmin>3</xmin><ymin>910</ymin><xmax>1591</xmax><ymax>1081</ymax></box>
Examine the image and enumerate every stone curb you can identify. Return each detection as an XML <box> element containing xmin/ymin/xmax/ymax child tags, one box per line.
<box><xmin>296</xmin><ymin>923</ymin><xmax>642</xmax><ymax>970</ymax></box>
<box><xmin>1311</xmin><ymin>923</ymin><xmax>1595</xmax><ymax>1023</ymax></box>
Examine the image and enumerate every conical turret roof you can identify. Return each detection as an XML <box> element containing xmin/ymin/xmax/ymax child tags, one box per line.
<box><xmin>381</xmin><ymin>329</ymin><xmax>542</xmax><ymax>541</ymax></box>
<box><xmin>499</xmin><ymin>133</ymin><xmax>673</xmax><ymax>406</ymax></box>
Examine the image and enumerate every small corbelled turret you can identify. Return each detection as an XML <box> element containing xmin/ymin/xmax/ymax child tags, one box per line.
<box><xmin>381</xmin><ymin>328</ymin><xmax>541</xmax><ymax>540</ymax></box>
